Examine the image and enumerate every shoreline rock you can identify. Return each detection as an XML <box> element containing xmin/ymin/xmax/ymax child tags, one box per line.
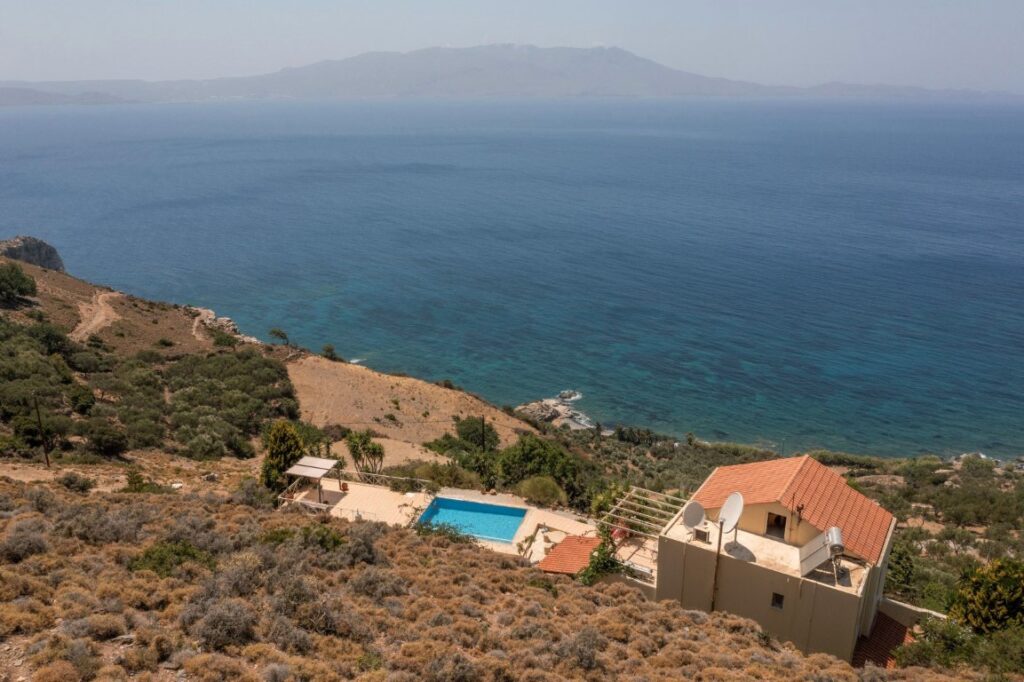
<box><xmin>516</xmin><ymin>391</ymin><xmax>595</xmax><ymax>431</ymax></box>
<box><xmin>0</xmin><ymin>235</ymin><xmax>65</xmax><ymax>271</ymax></box>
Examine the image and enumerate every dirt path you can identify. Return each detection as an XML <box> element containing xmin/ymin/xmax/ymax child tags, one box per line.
<box><xmin>70</xmin><ymin>291</ymin><xmax>124</xmax><ymax>342</ymax></box>
<box><xmin>191</xmin><ymin>307</ymin><xmax>215</xmax><ymax>341</ymax></box>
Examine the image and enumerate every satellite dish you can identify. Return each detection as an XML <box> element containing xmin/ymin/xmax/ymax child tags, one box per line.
<box><xmin>681</xmin><ymin>501</ymin><xmax>706</xmax><ymax>529</ymax></box>
<box><xmin>719</xmin><ymin>492</ymin><xmax>744</xmax><ymax>534</ymax></box>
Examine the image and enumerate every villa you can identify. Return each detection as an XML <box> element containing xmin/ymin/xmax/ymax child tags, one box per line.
<box><xmin>653</xmin><ymin>455</ymin><xmax>897</xmax><ymax>662</ymax></box>
<box><xmin>279</xmin><ymin>453</ymin><xmax>904</xmax><ymax>663</ymax></box>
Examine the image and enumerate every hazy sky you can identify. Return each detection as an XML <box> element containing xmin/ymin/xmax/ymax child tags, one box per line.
<box><xmin>2</xmin><ymin>1</ymin><xmax>1022</xmax><ymax>92</ymax></box>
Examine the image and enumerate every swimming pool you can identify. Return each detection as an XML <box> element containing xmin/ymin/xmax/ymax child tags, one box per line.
<box><xmin>418</xmin><ymin>497</ymin><xmax>527</xmax><ymax>543</ymax></box>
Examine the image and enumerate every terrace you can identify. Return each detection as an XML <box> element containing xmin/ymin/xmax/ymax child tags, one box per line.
<box><xmin>662</xmin><ymin>514</ymin><xmax>867</xmax><ymax>594</ymax></box>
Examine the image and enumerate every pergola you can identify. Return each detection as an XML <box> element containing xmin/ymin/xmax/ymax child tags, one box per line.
<box><xmin>598</xmin><ymin>486</ymin><xmax>687</xmax><ymax>540</ymax></box>
<box><xmin>283</xmin><ymin>456</ymin><xmax>343</xmax><ymax>505</ymax></box>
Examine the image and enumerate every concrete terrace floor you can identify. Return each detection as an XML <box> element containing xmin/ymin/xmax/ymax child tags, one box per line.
<box><xmin>294</xmin><ymin>479</ymin><xmax>431</xmax><ymax>526</ymax></box>
<box><xmin>291</xmin><ymin>480</ymin><xmax>660</xmax><ymax>578</ymax></box>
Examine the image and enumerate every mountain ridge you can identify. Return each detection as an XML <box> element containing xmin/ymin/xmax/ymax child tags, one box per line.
<box><xmin>1</xmin><ymin>44</ymin><xmax>1015</xmax><ymax>105</ymax></box>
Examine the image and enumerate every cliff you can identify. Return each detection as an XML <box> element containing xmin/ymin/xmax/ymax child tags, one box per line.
<box><xmin>0</xmin><ymin>235</ymin><xmax>65</xmax><ymax>271</ymax></box>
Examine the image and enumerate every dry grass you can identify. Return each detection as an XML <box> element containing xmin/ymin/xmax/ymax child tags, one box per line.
<box><xmin>288</xmin><ymin>354</ymin><xmax>532</xmax><ymax>447</ymax></box>
<box><xmin>1</xmin><ymin>256</ymin><xmax>213</xmax><ymax>356</ymax></box>
<box><xmin>0</xmin><ymin>478</ymin><xmax>974</xmax><ymax>681</ymax></box>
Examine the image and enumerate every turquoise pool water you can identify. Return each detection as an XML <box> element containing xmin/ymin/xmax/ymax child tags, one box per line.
<box><xmin>418</xmin><ymin>497</ymin><xmax>527</xmax><ymax>543</ymax></box>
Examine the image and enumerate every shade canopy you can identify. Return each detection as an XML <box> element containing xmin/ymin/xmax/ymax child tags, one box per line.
<box><xmin>284</xmin><ymin>456</ymin><xmax>342</xmax><ymax>481</ymax></box>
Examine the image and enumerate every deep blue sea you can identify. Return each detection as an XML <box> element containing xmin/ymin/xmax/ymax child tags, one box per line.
<box><xmin>1</xmin><ymin>99</ymin><xmax>1022</xmax><ymax>457</ymax></box>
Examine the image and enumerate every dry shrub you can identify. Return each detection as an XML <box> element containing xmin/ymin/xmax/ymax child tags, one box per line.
<box><xmin>30</xmin><ymin>636</ymin><xmax>102</xmax><ymax>680</ymax></box>
<box><xmin>0</xmin><ymin>597</ymin><xmax>53</xmax><ymax>636</ymax></box>
<box><xmin>56</xmin><ymin>503</ymin><xmax>147</xmax><ymax>544</ymax></box>
<box><xmin>63</xmin><ymin>613</ymin><xmax>127</xmax><ymax>641</ymax></box>
<box><xmin>184</xmin><ymin>653</ymin><xmax>260</xmax><ymax>682</ymax></box>
<box><xmin>93</xmin><ymin>665</ymin><xmax>130</xmax><ymax>681</ymax></box>
<box><xmin>349</xmin><ymin>566</ymin><xmax>407</xmax><ymax>601</ymax></box>
<box><xmin>0</xmin><ymin>568</ymin><xmax>52</xmax><ymax>601</ymax></box>
<box><xmin>194</xmin><ymin>598</ymin><xmax>258</xmax><ymax>650</ymax></box>
<box><xmin>33</xmin><ymin>660</ymin><xmax>80</xmax><ymax>682</ymax></box>
<box><xmin>265</xmin><ymin>615</ymin><xmax>312</xmax><ymax>654</ymax></box>
<box><xmin>0</xmin><ymin>517</ymin><xmax>48</xmax><ymax>562</ymax></box>
<box><xmin>426</xmin><ymin>651</ymin><xmax>479</xmax><ymax>682</ymax></box>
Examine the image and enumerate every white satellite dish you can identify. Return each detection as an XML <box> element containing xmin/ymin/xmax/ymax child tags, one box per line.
<box><xmin>684</xmin><ymin>497</ymin><xmax>708</xmax><ymax>528</ymax></box>
<box><xmin>681</xmin><ymin>501</ymin><xmax>706</xmax><ymax>529</ymax></box>
<box><xmin>719</xmin><ymin>492</ymin><xmax>744</xmax><ymax>534</ymax></box>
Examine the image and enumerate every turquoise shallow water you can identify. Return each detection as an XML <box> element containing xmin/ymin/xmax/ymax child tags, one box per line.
<box><xmin>418</xmin><ymin>498</ymin><xmax>527</xmax><ymax>543</ymax></box>
<box><xmin>0</xmin><ymin>99</ymin><xmax>1022</xmax><ymax>457</ymax></box>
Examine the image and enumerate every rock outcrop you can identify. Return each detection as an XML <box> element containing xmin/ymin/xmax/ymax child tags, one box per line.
<box><xmin>0</xmin><ymin>236</ymin><xmax>65</xmax><ymax>271</ymax></box>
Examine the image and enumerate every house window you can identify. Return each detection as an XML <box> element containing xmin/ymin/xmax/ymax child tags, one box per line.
<box><xmin>766</xmin><ymin>512</ymin><xmax>787</xmax><ymax>539</ymax></box>
<box><xmin>771</xmin><ymin>593</ymin><xmax>785</xmax><ymax>610</ymax></box>
<box><xmin>693</xmin><ymin>529</ymin><xmax>710</xmax><ymax>544</ymax></box>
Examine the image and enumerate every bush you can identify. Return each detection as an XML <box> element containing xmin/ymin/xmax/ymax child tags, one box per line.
<box><xmin>0</xmin><ymin>262</ymin><xmax>36</xmax><ymax>305</ymax></box>
<box><xmin>57</xmin><ymin>471</ymin><xmax>96</xmax><ymax>493</ymax></box>
<box><xmin>259</xmin><ymin>420</ymin><xmax>306</xmax><ymax>492</ymax></box>
<box><xmin>56</xmin><ymin>504</ymin><xmax>147</xmax><ymax>544</ymax></box>
<box><xmin>121</xmin><ymin>469</ymin><xmax>170</xmax><ymax>494</ymax></box>
<box><xmin>455</xmin><ymin>416</ymin><xmax>499</xmax><ymax>452</ymax></box>
<box><xmin>559</xmin><ymin>625</ymin><xmax>607</xmax><ymax>670</ymax></box>
<box><xmin>516</xmin><ymin>475</ymin><xmax>568</xmax><ymax>506</ymax></box>
<box><xmin>130</xmin><ymin>541</ymin><xmax>215</xmax><ymax>577</ymax></box>
<box><xmin>230</xmin><ymin>478</ymin><xmax>275</xmax><ymax>508</ymax></box>
<box><xmin>413</xmin><ymin>521</ymin><xmax>472</xmax><ymax>544</ymax></box>
<box><xmin>950</xmin><ymin>558</ymin><xmax>1024</xmax><ymax>634</ymax></box>
<box><xmin>193</xmin><ymin>599</ymin><xmax>257</xmax><ymax>650</ymax></box>
<box><xmin>81</xmin><ymin>419</ymin><xmax>129</xmax><ymax>457</ymax></box>
<box><xmin>0</xmin><ymin>518</ymin><xmax>48</xmax><ymax>563</ymax></box>
<box><xmin>349</xmin><ymin>567</ymin><xmax>408</xmax><ymax>601</ymax></box>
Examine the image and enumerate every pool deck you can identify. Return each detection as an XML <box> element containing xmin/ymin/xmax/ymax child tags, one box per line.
<box><xmin>292</xmin><ymin>479</ymin><xmax>431</xmax><ymax>526</ymax></box>
<box><xmin>437</xmin><ymin>487</ymin><xmax>596</xmax><ymax>559</ymax></box>
<box><xmin>288</xmin><ymin>480</ymin><xmax>654</xmax><ymax>575</ymax></box>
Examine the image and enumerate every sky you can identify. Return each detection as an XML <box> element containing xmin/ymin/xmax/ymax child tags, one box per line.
<box><xmin>1</xmin><ymin>0</ymin><xmax>1022</xmax><ymax>92</ymax></box>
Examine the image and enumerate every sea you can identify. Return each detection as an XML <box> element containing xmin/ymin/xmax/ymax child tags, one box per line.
<box><xmin>1</xmin><ymin>98</ymin><xmax>1022</xmax><ymax>458</ymax></box>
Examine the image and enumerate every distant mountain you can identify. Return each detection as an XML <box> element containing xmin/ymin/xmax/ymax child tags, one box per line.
<box><xmin>0</xmin><ymin>86</ymin><xmax>126</xmax><ymax>106</ymax></box>
<box><xmin>0</xmin><ymin>45</ymin><xmax>1014</xmax><ymax>105</ymax></box>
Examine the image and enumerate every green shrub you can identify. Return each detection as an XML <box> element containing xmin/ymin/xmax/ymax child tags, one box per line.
<box><xmin>413</xmin><ymin>521</ymin><xmax>472</xmax><ymax>544</ymax></box>
<box><xmin>950</xmin><ymin>558</ymin><xmax>1024</xmax><ymax>634</ymax></box>
<box><xmin>259</xmin><ymin>420</ymin><xmax>306</xmax><ymax>492</ymax></box>
<box><xmin>80</xmin><ymin>419</ymin><xmax>129</xmax><ymax>457</ymax></box>
<box><xmin>129</xmin><ymin>541</ymin><xmax>215</xmax><ymax>577</ymax></box>
<box><xmin>0</xmin><ymin>262</ymin><xmax>36</xmax><ymax>304</ymax></box>
<box><xmin>120</xmin><ymin>470</ymin><xmax>170</xmax><ymax>494</ymax></box>
<box><xmin>454</xmin><ymin>416</ymin><xmax>499</xmax><ymax>452</ymax></box>
<box><xmin>516</xmin><ymin>475</ymin><xmax>568</xmax><ymax>506</ymax></box>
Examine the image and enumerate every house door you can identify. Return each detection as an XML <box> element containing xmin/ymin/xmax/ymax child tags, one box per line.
<box><xmin>766</xmin><ymin>512</ymin><xmax>787</xmax><ymax>539</ymax></box>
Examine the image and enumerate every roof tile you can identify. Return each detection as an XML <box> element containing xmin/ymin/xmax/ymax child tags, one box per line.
<box><xmin>692</xmin><ymin>456</ymin><xmax>894</xmax><ymax>564</ymax></box>
<box><xmin>537</xmin><ymin>536</ymin><xmax>601</xmax><ymax>576</ymax></box>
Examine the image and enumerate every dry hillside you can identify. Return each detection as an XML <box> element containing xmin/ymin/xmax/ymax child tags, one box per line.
<box><xmin>288</xmin><ymin>355</ymin><xmax>533</xmax><ymax>448</ymax></box>
<box><xmin>0</xmin><ymin>479</ymin><xmax>965</xmax><ymax>682</ymax></box>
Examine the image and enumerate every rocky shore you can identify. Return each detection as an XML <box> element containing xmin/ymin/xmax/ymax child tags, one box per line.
<box><xmin>516</xmin><ymin>390</ymin><xmax>596</xmax><ymax>430</ymax></box>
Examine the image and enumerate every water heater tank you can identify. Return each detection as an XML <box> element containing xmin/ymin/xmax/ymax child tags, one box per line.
<box><xmin>826</xmin><ymin>527</ymin><xmax>844</xmax><ymax>557</ymax></box>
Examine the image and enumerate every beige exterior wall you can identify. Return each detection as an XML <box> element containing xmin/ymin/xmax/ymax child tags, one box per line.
<box><xmin>857</xmin><ymin>518</ymin><xmax>897</xmax><ymax>635</ymax></box>
<box><xmin>706</xmin><ymin>502</ymin><xmax>822</xmax><ymax>547</ymax></box>
<box><xmin>656</xmin><ymin>535</ymin><xmax>863</xmax><ymax>661</ymax></box>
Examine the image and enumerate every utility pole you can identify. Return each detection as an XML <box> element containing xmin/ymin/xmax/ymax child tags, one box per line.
<box><xmin>480</xmin><ymin>415</ymin><xmax>486</xmax><ymax>450</ymax></box>
<box><xmin>33</xmin><ymin>394</ymin><xmax>51</xmax><ymax>468</ymax></box>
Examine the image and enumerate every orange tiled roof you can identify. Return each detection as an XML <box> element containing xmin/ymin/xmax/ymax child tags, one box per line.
<box><xmin>691</xmin><ymin>455</ymin><xmax>894</xmax><ymax>564</ymax></box>
<box><xmin>537</xmin><ymin>536</ymin><xmax>601</xmax><ymax>575</ymax></box>
<box><xmin>852</xmin><ymin>612</ymin><xmax>914</xmax><ymax>668</ymax></box>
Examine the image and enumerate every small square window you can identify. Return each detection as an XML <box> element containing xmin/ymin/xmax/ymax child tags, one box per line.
<box><xmin>771</xmin><ymin>593</ymin><xmax>785</xmax><ymax>610</ymax></box>
<box><xmin>694</xmin><ymin>529</ymin><xmax>710</xmax><ymax>544</ymax></box>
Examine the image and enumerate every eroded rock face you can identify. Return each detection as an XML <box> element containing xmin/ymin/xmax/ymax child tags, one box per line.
<box><xmin>0</xmin><ymin>236</ymin><xmax>65</xmax><ymax>271</ymax></box>
<box><xmin>515</xmin><ymin>400</ymin><xmax>561</xmax><ymax>423</ymax></box>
